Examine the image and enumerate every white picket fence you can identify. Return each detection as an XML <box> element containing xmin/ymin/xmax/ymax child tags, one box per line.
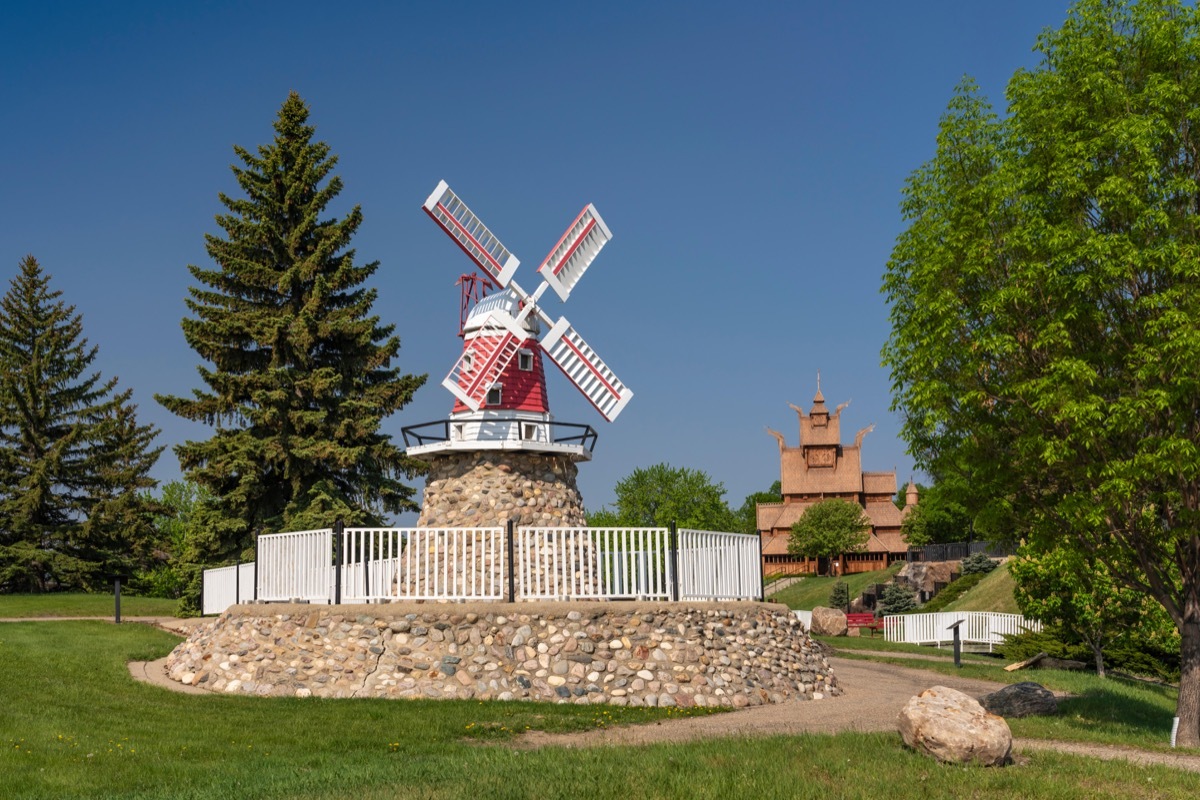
<box><xmin>200</xmin><ymin>525</ymin><xmax>764</xmax><ymax>613</ymax></box>
<box><xmin>517</xmin><ymin>527</ymin><xmax>673</xmax><ymax>600</ymax></box>
<box><xmin>201</xmin><ymin>562</ymin><xmax>256</xmax><ymax>615</ymax></box>
<box><xmin>678</xmin><ymin>528</ymin><xmax>761</xmax><ymax>601</ymax></box>
<box><xmin>883</xmin><ymin>611</ymin><xmax>1042</xmax><ymax>652</ymax></box>
<box><xmin>257</xmin><ymin>529</ymin><xmax>334</xmax><ymax>603</ymax></box>
<box><xmin>342</xmin><ymin>527</ymin><xmax>506</xmax><ymax>602</ymax></box>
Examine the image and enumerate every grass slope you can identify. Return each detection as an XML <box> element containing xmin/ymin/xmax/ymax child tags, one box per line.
<box><xmin>1</xmin><ymin>621</ymin><xmax>1196</xmax><ymax>799</ymax></box>
<box><xmin>771</xmin><ymin>564</ymin><xmax>902</xmax><ymax>611</ymax></box>
<box><xmin>0</xmin><ymin>593</ymin><xmax>179</xmax><ymax>618</ymax></box>
<box><xmin>939</xmin><ymin>561</ymin><xmax>1020</xmax><ymax>614</ymax></box>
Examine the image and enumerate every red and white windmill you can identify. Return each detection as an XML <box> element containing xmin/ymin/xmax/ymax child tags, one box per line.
<box><xmin>403</xmin><ymin>180</ymin><xmax>633</xmax><ymax>461</ymax></box>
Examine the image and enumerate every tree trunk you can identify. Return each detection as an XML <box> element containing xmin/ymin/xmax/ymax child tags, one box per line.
<box><xmin>1091</xmin><ymin>644</ymin><xmax>1105</xmax><ymax>679</ymax></box>
<box><xmin>1179</xmin><ymin>620</ymin><xmax>1200</xmax><ymax>748</ymax></box>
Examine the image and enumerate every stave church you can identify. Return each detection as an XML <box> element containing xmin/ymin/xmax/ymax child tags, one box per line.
<box><xmin>756</xmin><ymin>382</ymin><xmax>918</xmax><ymax>576</ymax></box>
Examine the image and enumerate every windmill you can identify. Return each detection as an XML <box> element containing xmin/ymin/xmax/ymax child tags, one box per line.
<box><xmin>404</xmin><ymin>180</ymin><xmax>633</xmax><ymax>463</ymax></box>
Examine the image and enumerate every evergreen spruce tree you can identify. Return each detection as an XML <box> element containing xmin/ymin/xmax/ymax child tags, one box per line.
<box><xmin>82</xmin><ymin>390</ymin><xmax>166</xmax><ymax>577</ymax></box>
<box><xmin>0</xmin><ymin>256</ymin><xmax>162</xmax><ymax>591</ymax></box>
<box><xmin>157</xmin><ymin>93</ymin><xmax>426</xmax><ymax>593</ymax></box>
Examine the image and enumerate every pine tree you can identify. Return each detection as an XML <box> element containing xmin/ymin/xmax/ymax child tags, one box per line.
<box><xmin>157</xmin><ymin>93</ymin><xmax>426</xmax><ymax>575</ymax></box>
<box><xmin>0</xmin><ymin>255</ymin><xmax>162</xmax><ymax>591</ymax></box>
<box><xmin>81</xmin><ymin>390</ymin><xmax>166</xmax><ymax>577</ymax></box>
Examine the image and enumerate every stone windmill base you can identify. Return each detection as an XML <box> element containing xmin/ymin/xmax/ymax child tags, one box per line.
<box><xmin>407</xmin><ymin>451</ymin><xmax>589</xmax><ymax>598</ymax></box>
<box><xmin>416</xmin><ymin>451</ymin><xmax>587</xmax><ymax>528</ymax></box>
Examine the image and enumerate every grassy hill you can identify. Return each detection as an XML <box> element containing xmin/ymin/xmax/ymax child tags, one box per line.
<box><xmin>938</xmin><ymin>560</ymin><xmax>1020</xmax><ymax>614</ymax></box>
<box><xmin>771</xmin><ymin>559</ymin><xmax>1021</xmax><ymax>615</ymax></box>
<box><xmin>770</xmin><ymin>564</ymin><xmax>902</xmax><ymax>610</ymax></box>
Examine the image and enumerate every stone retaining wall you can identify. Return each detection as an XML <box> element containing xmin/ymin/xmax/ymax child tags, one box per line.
<box><xmin>166</xmin><ymin>601</ymin><xmax>837</xmax><ymax>708</ymax></box>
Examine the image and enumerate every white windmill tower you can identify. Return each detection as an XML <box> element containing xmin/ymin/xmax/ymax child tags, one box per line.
<box><xmin>403</xmin><ymin>181</ymin><xmax>633</xmax><ymax>529</ymax></box>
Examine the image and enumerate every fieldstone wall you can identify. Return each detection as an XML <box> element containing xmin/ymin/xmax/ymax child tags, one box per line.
<box><xmin>166</xmin><ymin>601</ymin><xmax>838</xmax><ymax>707</ymax></box>
<box><xmin>417</xmin><ymin>451</ymin><xmax>586</xmax><ymax>528</ymax></box>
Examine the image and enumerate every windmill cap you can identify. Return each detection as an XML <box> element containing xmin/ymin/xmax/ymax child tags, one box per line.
<box><xmin>464</xmin><ymin>288</ymin><xmax>539</xmax><ymax>335</ymax></box>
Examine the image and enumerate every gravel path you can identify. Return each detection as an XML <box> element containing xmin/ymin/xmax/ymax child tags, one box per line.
<box><xmin>518</xmin><ymin>656</ymin><xmax>1009</xmax><ymax>746</ymax></box>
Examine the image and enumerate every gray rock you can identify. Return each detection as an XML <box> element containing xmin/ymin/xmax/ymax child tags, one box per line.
<box><xmin>898</xmin><ymin>686</ymin><xmax>1012</xmax><ymax>766</ymax></box>
<box><xmin>810</xmin><ymin>606</ymin><xmax>848</xmax><ymax>637</ymax></box>
<box><xmin>980</xmin><ymin>682</ymin><xmax>1057</xmax><ymax>718</ymax></box>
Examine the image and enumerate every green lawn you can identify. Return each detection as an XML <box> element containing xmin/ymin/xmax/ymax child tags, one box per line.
<box><xmin>2</xmin><ymin>619</ymin><xmax>1197</xmax><ymax>799</ymax></box>
<box><xmin>0</xmin><ymin>593</ymin><xmax>179</xmax><ymax>618</ymax></box>
<box><xmin>770</xmin><ymin>564</ymin><xmax>902</xmax><ymax>610</ymax></box>
<box><xmin>939</xmin><ymin>561</ymin><xmax>1020</xmax><ymax>614</ymax></box>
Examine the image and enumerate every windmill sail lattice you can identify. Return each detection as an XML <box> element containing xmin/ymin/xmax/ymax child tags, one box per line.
<box><xmin>542</xmin><ymin>318</ymin><xmax>631</xmax><ymax>421</ymax></box>
<box><xmin>423</xmin><ymin>181</ymin><xmax>520</xmax><ymax>288</ymax></box>
<box><xmin>536</xmin><ymin>204</ymin><xmax>612</xmax><ymax>302</ymax></box>
<box><xmin>422</xmin><ymin>180</ymin><xmax>633</xmax><ymax>423</ymax></box>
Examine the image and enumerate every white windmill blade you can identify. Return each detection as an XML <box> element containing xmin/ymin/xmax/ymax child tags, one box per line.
<box><xmin>423</xmin><ymin>180</ymin><xmax>520</xmax><ymax>287</ymax></box>
<box><xmin>541</xmin><ymin>317</ymin><xmax>633</xmax><ymax>421</ymax></box>
<box><xmin>442</xmin><ymin>311</ymin><xmax>529</xmax><ymax>410</ymax></box>
<box><xmin>536</xmin><ymin>204</ymin><xmax>613</xmax><ymax>302</ymax></box>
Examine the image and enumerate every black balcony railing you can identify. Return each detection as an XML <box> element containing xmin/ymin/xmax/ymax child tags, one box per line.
<box><xmin>401</xmin><ymin>417</ymin><xmax>598</xmax><ymax>453</ymax></box>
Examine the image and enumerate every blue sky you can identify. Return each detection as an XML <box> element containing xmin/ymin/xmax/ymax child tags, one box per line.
<box><xmin>1</xmin><ymin>1</ymin><xmax>1075</xmax><ymax>522</ymax></box>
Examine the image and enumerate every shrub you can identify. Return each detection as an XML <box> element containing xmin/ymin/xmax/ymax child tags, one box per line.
<box><xmin>879</xmin><ymin>582</ymin><xmax>918</xmax><ymax>615</ymax></box>
<box><xmin>960</xmin><ymin>551</ymin><xmax>999</xmax><ymax>575</ymax></box>
<box><xmin>995</xmin><ymin>626</ymin><xmax>1088</xmax><ymax>663</ymax></box>
<box><xmin>997</xmin><ymin>625</ymin><xmax>1181</xmax><ymax>681</ymax></box>
<box><xmin>127</xmin><ymin>565</ymin><xmax>185</xmax><ymax>599</ymax></box>
<box><xmin>828</xmin><ymin>581</ymin><xmax>849</xmax><ymax>609</ymax></box>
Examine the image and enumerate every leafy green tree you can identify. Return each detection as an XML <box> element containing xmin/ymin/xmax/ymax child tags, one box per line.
<box><xmin>788</xmin><ymin>499</ymin><xmax>870</xmax><ymax>576</ymax></box>
<box><xmin>735</xmin><ymin>480</ymin><xmax>781</xmax><ymax>535</ymax></box>
<box><xmin>1010</xmin><ymin>548</ymin><xmax>1144</xmax><ymax>678</ymax></box>
<box><xmin>157</xmin><ymin>93</ymin><xmax>427</xmax><ymax>591</ymax></box>
<box><xmin>0</xmin><ymin>256</ymin><xmax>161</xmax><ymax>592</ymax></box>
<box><xmin>585</xmin><ymin>507</ymin><xmax>621</xmax><ymax>527</ymax></box>
<box><xmin>900</xmin><ymin>482</ymin><xmax>973</xmax><ymax>547</ymax></box>
<box><xmin>881</xmin><ymin>0</ymin><xmax>1200</xmax><ymax>744</ymax></box>
<box><xmin>129</xmin><ymin>479</ymin><xmax>209</xmax><ymax>601</ymax></box>
<box><xmin>601</xmin><ymin>463</ymin><xmax>736</xmax><ymax>530</ymax></box>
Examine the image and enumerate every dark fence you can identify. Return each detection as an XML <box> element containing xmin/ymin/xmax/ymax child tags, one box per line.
<box><xmin>906</xmin><ymin>540</ymin><xmax>1016</xmax><ymax>563</ymax></box>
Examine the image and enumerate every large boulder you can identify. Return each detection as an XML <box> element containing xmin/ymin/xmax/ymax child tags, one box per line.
<box><xmin>898</xmin><ymin>686</ymin><xmax>1012</xmax><ymax>766</ymax></box>
<box><xmin>980</xmin><ymin>682</ymin><xmax>1058</xmax><ymax>718</ymax></box>
<box><xmin>896</xmin><ymin>561</ymin><xmax>960</xmax><ymax>595</ymax></box>
<box><xmin>810</xmin><ymin>606</ymin><xmax>848</xmax><ymax>637</ymax></box>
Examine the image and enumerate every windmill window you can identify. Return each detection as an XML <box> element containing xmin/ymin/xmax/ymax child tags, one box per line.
<box><xmin>522</xmin><ymin>423</ymin><xmax>538</xmax><ymax>441</ymax></box>
<box><xmin>518</xmin><ymin>349</ymin><xmax>533</xmax><ymax>371</ymax></box>
<box><xmin>462</xmin><ymin>352</ymin><xmax>474</xmax><ymax>373</ymax></box>
<box><xmin>453</xmin><ymin>423</ymin><xmax>464</xmax><ymax>441</ymax></box>
<box><xmin>486</xmin><ymin>385</ymin><xmax>502</xmax><ymax>406</ymax></box>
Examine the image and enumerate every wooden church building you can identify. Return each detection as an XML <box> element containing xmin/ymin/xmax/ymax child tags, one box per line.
<box><xmin>756</xmin><ymin>384</ymin><xmax>918</xmax><ymax>576</ymax></box>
